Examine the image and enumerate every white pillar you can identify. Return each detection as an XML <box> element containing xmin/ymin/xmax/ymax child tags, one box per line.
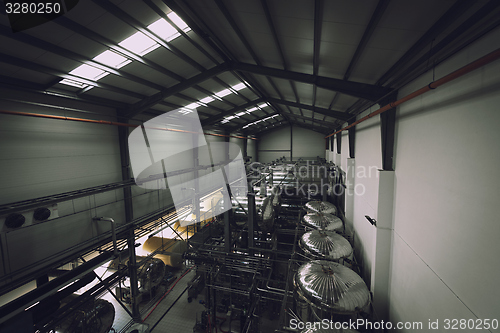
<box><xmin>370</xmin><ymin>170</ymin><xmax>395</xmax><ymax>321</ymax></box>
<box><xmin>344</xmin><ymin>158</ymin><xmax>355</xmax><ymax>232</ymax></box>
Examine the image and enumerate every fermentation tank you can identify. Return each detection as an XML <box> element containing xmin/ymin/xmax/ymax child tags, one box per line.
<box><xmin>302</xmin><ymin>213</ymin><xmax>343</xmax><ymax>231</ymax></box>
<box><xmin>294</xmin><ymin>260</ymin><xmax>369</xmax><ymax>317</ymax></box>
<box><xmin>305</xmin><ymin>201</ymin><xmax>337</xmax><ymax>215</ymax></box>
<box><xmin>299</xmin><ymin>230</ymin><xmax>352</xmax><ymax>261</ymax></box>
<box><xmin>54</xmin><ymin>298</ymin><xmax>115</xmax><ymax>333</ymax></box>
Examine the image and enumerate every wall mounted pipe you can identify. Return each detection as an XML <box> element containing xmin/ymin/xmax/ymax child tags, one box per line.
<box><xmin>0</xmin><ymin>109</ymin><xmax>258</xmax><ymax>140</ymax></box>
<box><xmin>325</xmin><ymin>47</ymin><xmax>500</xmax><ymax>138</ymax></box>
<box><xmin>93</xmin><ymin>217</ymin><xmax>118</xmax><ymax>256</ymax></box>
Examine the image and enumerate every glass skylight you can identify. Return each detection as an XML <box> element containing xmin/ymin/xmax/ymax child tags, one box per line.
<box><xmin>93</xmin><ymin>50</ymin><xmax>131</xmax><ymax>69</ymax></box>
<box><xmin>59</xmin><ymin>79</ymin><xmax>88</xmax><ymax>88</ymax></box>
<box><xmin>200</xmin><ymin>96</ymin><xmax>214</xmax><ymax>104</ymax></box>
<box><xmin>215</xmin><ymin>89</ymin><xmax>232</xmax><ymax>98</ymax></box>
<box><xmin>119</xmin><ymin>31</ymin><xmax>160</xmax><ymax>56</ymax></box>
<box><xmin>148</xmin><ymin>19</ymin><xmax>179</xmax><ymax>42</ymax></box>
<box><xmin>242</xmin><ymin>114</ymin><xmax>279</xmax><ymax>128</ymax></box>
<box><xmin>185</xmin><ymin>102</ymin><xmax>200</xmax><ymax>109</ymax></box>
<box><xmin>167</xmin><ymin>12</ymin><xmax>190</xmax><ymax>32</ymax></box>
<box><xmin>232</xmin><ymin>82</ymin><xmax>246</xmax><ymax>91</ymax></box>
<box><xmin>69</xmin><ymin>64</ymin><xmax>108</xmax><ymax>81</ymax></box>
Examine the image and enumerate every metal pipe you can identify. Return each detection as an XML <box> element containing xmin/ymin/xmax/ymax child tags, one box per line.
<box><xmin>325</xmin><ymin>47</ymin><xmax>500</xmax><ymax>138</ymax></box>
<box><xmin>93</xmin><ymin>217</ymin><xmax>118</xmax><ymax>256</ymax></box>
<box><xmin>0</xmin><ymin>109</ymin><xmax>258</xmax><ymax>140</ymax></box>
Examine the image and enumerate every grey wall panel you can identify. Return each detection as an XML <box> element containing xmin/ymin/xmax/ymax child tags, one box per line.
<box><xmin>0</xmin><ymin>111</ymin><xmax>122</xmax><ymax>205</ymax></box>
<box><xmin>258</xmin><ymin>125</ymin><xmax>326</xmax><ymax>162</ymax></box>
<box><xmin>258</xmin><ymin>151</ymin><xmax>291</xmax><ymax>164</ymax></box>
<box><xmin>229</xmin><ymin>136</ymin><xmax>244</xmax><ymax>153</ymax></box>
<box><xmin>247</xmin><ymin>139</ymin><xmax>257</xmax><ymax>162</ymax></box>
<box><xmin>291</xmin><ymin>126</ymin><xmax>326</xmax><ymax>160</ymax></box>
<box><xmin>258</xmin><ymin>126</ymin><xmax>291</xmax><ymax>151</ymax></box>
<box><xmin>0</xmin><ymin>96</ymin><xmax>124</xmax><ymax>280</ymax></box>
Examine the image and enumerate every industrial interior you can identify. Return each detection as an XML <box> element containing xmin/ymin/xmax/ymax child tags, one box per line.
<box><xmin>0</xmin><ymin>1</ymin><xmax>499</xmax><ymax>333</ymax></box>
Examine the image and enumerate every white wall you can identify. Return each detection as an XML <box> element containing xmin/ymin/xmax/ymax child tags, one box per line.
<box><xmin>389</xmin><ymin>27</ymin><xmax>500</xmax><ymax>330</ymax></box>
<box><xmin>336</xmin><ymin>26</ymin><xmax>500</xmax><ymax>331</ymax></box>
<box><xmin>350</xmin><ymin>104</ymin><xmax>382</xmax><ymax>285</ymax></box>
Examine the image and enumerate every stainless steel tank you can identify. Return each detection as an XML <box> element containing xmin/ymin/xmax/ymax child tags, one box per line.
<box><xmin>258</xmin><ymin>196</ymin><xmax>275</xmax><ymax>231</ymax></box>
<box><xmin>305</xmin><ymin>201</ymin><xmax>337</xmax><ymax>215</ymax></box>
<box><xmin>302</xmin><ymin>213</ymin><xmax>343</xmax><ymax>231</ymax></box>
<box><xmin>299</xmin><ymin>230</ymin><xmax>352</xmax><ymax>261</ymax></box>
<box><xmin>294</xmin><ymin>260</ymin><xmax>369</xmax><ymax>315</ymax></box>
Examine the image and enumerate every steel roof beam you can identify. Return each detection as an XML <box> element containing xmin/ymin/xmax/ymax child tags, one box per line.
<box><xmin>232</xmin><ymin>62</ymin><xmax>392</xmax><ymax>101</ymax></box>
<box><xmin>126</xmin><ymin>63</ymin><xmax>229</xmax><ymax>118</ymax></box>
<box><xmin>376</xmin><ymin>0</ymin><xmax>476</xmax><ymax>86</ymax></box>
<box><xmin>144</xmin><ymin>0</ymin><xmax>220</xmax><ymax>65</ymax></box>
<box><xmin>266</xmin><ymin>98</ymin><xmax>350</xmax><ymax>121</ymax></box>
<box><xmin>201</xmin><ymin>98</ymin><xmax>264</xmax><ymax>126</ymax></box>
<box><xmin>259</xmin><ymin>0</ymin><xmax>304</xmax><ymax>117</ymax></box>
<box><xmin>328</xmin><ymin>0</ymin><xmax>390</xmax><ymax>111</ymax></box>
<box><xmin>213</xmin><ymin>0</ymin><xmax>291</xmax><ymax>124</ymax></box>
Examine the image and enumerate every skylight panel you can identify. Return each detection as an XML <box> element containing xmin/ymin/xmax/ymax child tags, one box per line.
<box><xmin>200</xmin><ymin>96</ymin><xmax>214</xmax><ymax>104</ymax></box>
<box><xmin>167</xmin><ymin>12</ymin><xmax>190</xmax><ymax>32</ymax></box>
<box><xmin>185</xmin><ymin>102</ymin><xmax>200</xmax><ymax>109</ymax></box>
<box><xmin>119</xmin><ymin>31</ymin><xmax>160</xmax><ymax>56</ymax></box>
<box><xmin>148</xmin><ymin>19</ymin><xmax>179</xmax><ymax>42</ymax></box>
<box><xmin>93</xmin><ymin>50</ymin><xmax>131</xmax><ymax>69</ymax></box>
<box><xmin>69</xmin><ymin>64</ymin><xmax>108</xmax><ymax>80</ymax></box>
<box><xmin>232</xmin><ymin>82</ymin><xmax>246</xmax><ymax>91</ymax></box>
<box><xmin>215</xmin><ymin>89</ymin><xmax>232</xmax><ymax>98</ymax></box>
<box><xmin>59</xmin><ymin>79</ymin><xmax>88</xmax><ymax>88</ymax></box>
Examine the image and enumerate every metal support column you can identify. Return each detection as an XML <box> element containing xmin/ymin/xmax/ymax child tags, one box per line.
<box><xmin>336</xmin><ymin>131</ymin><xmax>342</xmax><ymax>154</ymax></box>
<box><xmin>126</xmin><ymin>231</ymin><xmax>141</xmax><ymax>321</ymax></box>
<box><xmin>118</xmin><ymin>121</ymin><xmax>140</xmax><ymax>320</ymax></box>
<box><xmin>348</xmin><ymin>120</ymin><xmax>356</xmax><ymax>158</ymax></box>
<box><xmin>247</xmin><ymin>188</ymin><xmax>256</xmax><ymax>252</ymax></box>
<box><xmin>379</xmin><ymin>92</ymin><xmax>398</xmax><ymax>171</ymax></box>
<box><xmin>224</xmin><ymin>134</ymin><xmax>231</xmax><ymax>253</ymax></box>
<box><xmin>243</xmin><ymin>136</ymin><xmax>248</xmax><ymax>158</ymax></box>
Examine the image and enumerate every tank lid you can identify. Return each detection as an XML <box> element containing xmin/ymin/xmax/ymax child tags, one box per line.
<box><xmin>294</xmin><ymin>260</ymin><xmax>369</xmax><ymax>314</ymax></box>
<box><xmin>299</xmin><ymin>230</ymin><xmax>352</xmax><ymax>260</ymax></box>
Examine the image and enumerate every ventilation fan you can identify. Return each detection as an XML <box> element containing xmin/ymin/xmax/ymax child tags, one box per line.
<box><xmin>4</xmin><ymin>213</ymin><xmax>25</xmax><ymax>229</ymax></box>
<box><xmin>1</xmin><ymin>204</ymin><xmax>59</xmax><ymax>232</ymax></box>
